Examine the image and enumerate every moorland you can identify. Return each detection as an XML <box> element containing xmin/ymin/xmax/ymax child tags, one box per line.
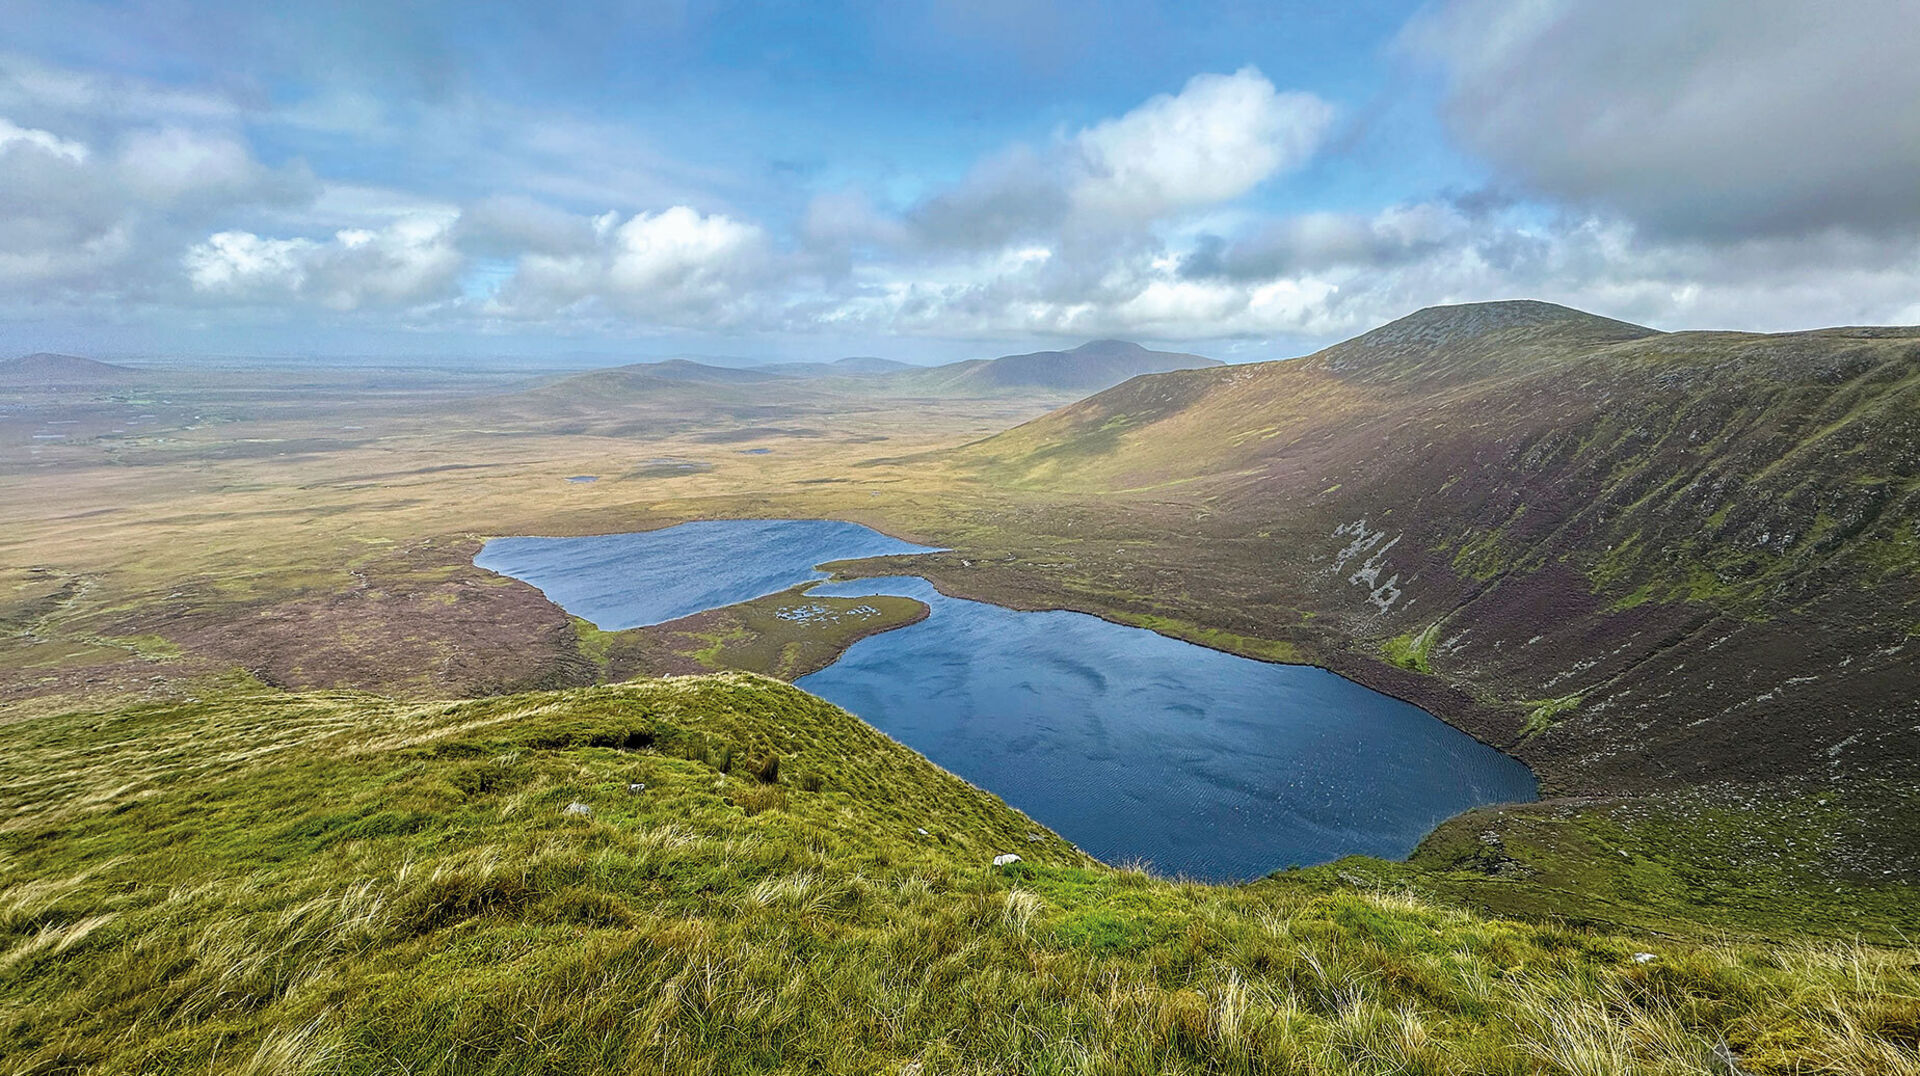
<box><xmin>4</xmin><ymin>305</ymin><xmax>1918</xmax><ymax>1074</ymax></box>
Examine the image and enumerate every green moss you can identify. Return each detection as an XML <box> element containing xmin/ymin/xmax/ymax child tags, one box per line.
<box><xmin>1382</xmin><ymin>622</ymin><xmax>1442</xmax><ymax>673</ymax></box>
<box><xmin>1449</xmin><ymin>531</ymin><xmax>1508</xmax><ymax>583</ymax></box>
<box><xmin>98</xmin><ymin>632</ymin><xmax>183</xmax><ymax>659</ymax></box>
<box><xmin>571</xmin><ymin>617</ymin><xmax>617</xmax><ymax>678</ymax></box>
<box><xmin>1520</xmin><ymin>694</ymin><xmax>1581</xmax><ymax>736</ymax></box>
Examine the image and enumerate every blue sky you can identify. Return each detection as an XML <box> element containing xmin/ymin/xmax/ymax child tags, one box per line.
<box><xmin>3</xmin><ymin>1</ymin><xmax>1918</xmax><ymax>363</ymax></box>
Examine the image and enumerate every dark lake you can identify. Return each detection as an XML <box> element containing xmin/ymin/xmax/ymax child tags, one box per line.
<box><xmin>476</xmin><ymin>519</ymin><xmax>1536</xmax><ymax>881</ymax></box>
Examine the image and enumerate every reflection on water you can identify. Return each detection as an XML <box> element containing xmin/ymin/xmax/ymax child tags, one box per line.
<box><xmin>477</xmin><ymin>519</ymin><xmax>1537</xmax><ymax>881</ymax></box>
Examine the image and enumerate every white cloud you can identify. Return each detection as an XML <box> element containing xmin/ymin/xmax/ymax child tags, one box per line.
<box><xmin>183</xmin><ymin>212</ymin><xmax>463</xmax><ymax>310</ymax></box>
<box><xmin>607</xmin><ymin>206</ymin><xmax>764</xmax><ymax>296</ymax></box>
<box><xmin>1071</xmin><ymin>67</ymin><xmax>1335</xmax><ymax>220</ymax></box>
<box><xmin>0</xmin><ymin>116</ymin><xmax>87</xmax><ymax>161</ymax></box>
<box><xmin>182</xmin><ymin>231</ymin><xmax>316</xmax><ymax>293</ymax></box>
<box><xmin>783</xmin><ymin>195</ymin><xmax>1920</xmax><ymax>346</ymax></box>
<box><xmin>7</xmin><ymin>39</ymin><xmax>1920</xmax><ymax>354</ymax></box>
<box><xmin>906</xmin><ymin>69</ymin><xmax>1335</xmax><ymax>247</ymax></box>
<box><xmin>0</xmin><ymin>104</ymin><xmax>318</xmax><ymax>300</ymax></box>
<box><xmin>307</xmin><ymin>213</ymin><xmax>463</xmax><ymax>310</ymax></box>
<box><xmin>490</xmin><ymin>205</ymin><xmax>770</xmax><ymax>325</ymax></box>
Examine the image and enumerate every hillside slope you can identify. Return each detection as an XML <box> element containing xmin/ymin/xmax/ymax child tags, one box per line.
<box><xmin>4</xmin><ymin>675</ymin><xmax>1913</xmax><ymax>1074</ymax></box>
<box><xmin>937</xmin><ymin>301</ymin><xmax>1920</xmax><ymax>799</ymax></box>
<box><xmin>0</xmin><ymin>352</ymin><xmax>139</xmax><ymax>385</ymax></box>
<box><xmin>896</xmin><ymin>339</ymin><xmax>1222</xmax><ymax>395</ymax></box>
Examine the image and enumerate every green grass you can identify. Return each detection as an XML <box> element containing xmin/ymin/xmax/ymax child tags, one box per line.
<box><xmin>1381</xmin><ymin>623</ymin><xmax>1442</xmax><ymax>674</ymax></box>
<box><xmin>3</xmin><ymin>676</ymin><xmax>1917</xmax><ymax>1075</ymax></box>
<box><xmin>570</xmin><ymin>586</ymin><xmax>930</xmax><ymax>682</ymax></box>
<box><xmin>1394</xmin><ymin>784</ymin><xmax>1920</xmax><ymax>944</ymax></box>
<box><xmin>1520</xmin><ymin>694</ymin><xmax>1582</xmax><ymax>737</ymax></box>
<box><xmin>1114</xmin><ymin>612</ymin><xmax>1305</xmax><ymax>663</ymax></box>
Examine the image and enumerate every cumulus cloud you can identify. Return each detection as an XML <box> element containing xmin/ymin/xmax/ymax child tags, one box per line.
<box><xmin>0</xmin><ymin>107</ymin><xmax>318</xmax><ymax>301</ymax></box>
<box><xmin>183</xmin><ymin>213</ymin><xmax>462</xmax><ymax>310</ymax></box>
<box><xmin>491</xmin><ymin>206</ymin><xmax>769</xmax><ymax>325</ymax></box>
<box><xmin>607</xmin><ymin>207</ymin><xmax>764</xmax><ymax>296</ymax></box>
<box><xmin>904</xmin><ymin>68</ymin><xmax>1334</xmax><ymax>248</ymax></box>
<box><xmin>182</xmin><ymin>231</ymin><xmax>315</xmax><ymax>294</ymax></box>
<box><xmin>1071</xmin><ymin>68</ymin><xmax>1334</xmax><ymax>220</ymax></box>
<box><xmin>1402</xmin><ymin>0</ymin><xmax>1920</xmax><ymax>238</ymax></box>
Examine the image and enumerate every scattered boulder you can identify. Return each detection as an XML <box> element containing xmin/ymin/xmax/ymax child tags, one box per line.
<box><xmin>563</xmin><ymin>801</ymin><xmax>592</xmax><ymax>818</ymax></box>
<box><xmin>915</xmin><ymin>827</ymin><xmax>929</xmax><ymax>835</ymax></box>
<box><xmin>627</xmin><ymin>783</ymin><xmax>646</xmax><ymax>794</ymax></box>
<box><xmin>992</xmin><ymin>853</ymin><xmax>1022</xmax><ymax>867</ymax></box>
<box><xmin>1632</xmin><ymin>952</ymin><xmax>1656</xmax><ymax>963</ymax></box>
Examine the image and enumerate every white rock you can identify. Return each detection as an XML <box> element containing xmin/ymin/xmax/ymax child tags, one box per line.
<box><xmin>563</xmin><ymin>801</ymin><xmax>592</xmax><ymax>818</ymax></box>
<box><xmin>915</xmin><ymin>827</ymin><xmax>929</xmax><ymax>835</ymax></box>
<box><xmin>992</xmin><ymin>853</ymin><xmax>1022</xmax><ymax>867</ymax></box>
<box><xmin>1632</xmin><ymin>952</ymin><xmax>1656</xmax><ymax>963</ymax></box>
<box><xmin>627</xmin><ymin>783</ymin><xmax>646</xmax><ymax>794</ymax></box>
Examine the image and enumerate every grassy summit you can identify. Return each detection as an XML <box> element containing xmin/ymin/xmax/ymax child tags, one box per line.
<box><xmin>3</xmin><ymin>675</ymin><xmax>1915</xmax><ymax>1074</ymax></box>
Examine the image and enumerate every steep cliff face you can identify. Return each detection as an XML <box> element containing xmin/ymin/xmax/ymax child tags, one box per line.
<box><xmin>954</xmin><ymin>303</ymin><xmax>1920</xmax><ymax>795</ymax></box>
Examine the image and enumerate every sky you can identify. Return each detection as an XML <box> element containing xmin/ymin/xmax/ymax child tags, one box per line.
<box><xmin>2</xmin><ymin>0</ymin><xmax>1918</xmax><ymax>364</ymax></box>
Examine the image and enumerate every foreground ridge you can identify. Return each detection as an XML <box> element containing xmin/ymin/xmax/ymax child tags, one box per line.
<box><xmin>2</xmin><ymin>675</ymin><xmax>1914</xmax><ymax>1074</ymax></box>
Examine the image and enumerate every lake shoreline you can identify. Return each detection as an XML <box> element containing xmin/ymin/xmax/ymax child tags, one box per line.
<box><xmin>476</xmin><ymin>519</ymin><xmax>1538</xmax><ymax>882</ymax></box>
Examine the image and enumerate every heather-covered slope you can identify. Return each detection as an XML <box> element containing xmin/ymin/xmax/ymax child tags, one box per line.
<box><xmin>945</xmin><ymin>301</ymin><xmax>1920</xmax><ymax>798</ymax></box>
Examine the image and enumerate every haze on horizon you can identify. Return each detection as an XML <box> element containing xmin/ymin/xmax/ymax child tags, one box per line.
<box><xmin>3</xmin><ymin>0</ymin><xmax>1918</xmax><ymax>365</ymax></box>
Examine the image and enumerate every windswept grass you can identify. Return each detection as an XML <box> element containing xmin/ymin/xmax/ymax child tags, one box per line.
<box><xmin>3</xmin><ymin>675</ymin><xmax>1916</xmax><ymax>1074</ymax></box>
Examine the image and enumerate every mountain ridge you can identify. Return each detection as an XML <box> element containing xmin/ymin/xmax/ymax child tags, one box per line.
<box><xmin>897</xmin><ymin>338</ymin><xmax>1222</xmax><ymax>395</ymax></box>
<box><xmin>540</xmin><ymin>340</ymin><xmax>1224</xmax><ymax>399</ymax></box>
<box><xmin>922</xmin><ymin>301</ymin><xmax>1920</xmax><ymax>801</ymax></box>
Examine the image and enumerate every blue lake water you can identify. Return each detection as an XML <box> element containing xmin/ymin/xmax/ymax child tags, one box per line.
<box><xmin>475</xmin><ymin>519</ymin><xmax>941</xmax><ymax>630</ymax></box>
<box><xmin>475</xmin><ymin>519</ymin><xmax>1536</xmax><ymax>881</ymax></box>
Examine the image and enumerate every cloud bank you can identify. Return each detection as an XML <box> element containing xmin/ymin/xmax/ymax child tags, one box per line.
<box><xmin>5</xmin><ymin>1</ymin><xmax>1920</xmax><ymax>357</ymax></box>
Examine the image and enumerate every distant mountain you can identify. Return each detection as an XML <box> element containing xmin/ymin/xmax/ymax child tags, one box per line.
<box><xmin>630</xmin><ymin>358</ymin><xmax>790</xmax><ymax>384</ymax></box>
<box><xmin>953</xmin><ymin>300</ymin><xmax>1920</xmax><ymax>800</ymax></box>
<box><xmin>760</xmin><ymin>355</ymin><xmax>917</xmax><ymax>378</ymax></box>
<box><xmin>0</xmin><ymin>352</ymin><xmax>139</xmax><ymax>385</ymax></box>
<box><xmin>521</xmin><ymin>360</ymin><xmax>790</xmax><ymax>407</ymax></box>
<box><xmin>898</xmin><ymin>339</ymin><xmax>1222</xmax><ymax>395</ymax></box>
<box><xmin>827</xmin><ymin>355</ymin><xmax>913</xmax><ymax>374</ymax></box>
